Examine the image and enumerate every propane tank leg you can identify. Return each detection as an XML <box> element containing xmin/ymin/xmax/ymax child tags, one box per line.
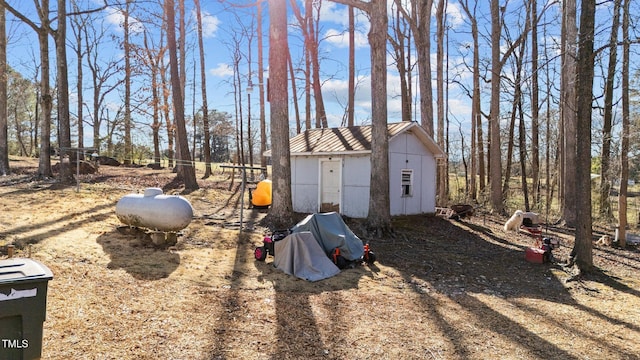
<box><xmin>150</xmin><ymin>232</ymin><xmax>166</xmax><ymax>246</ymax></box>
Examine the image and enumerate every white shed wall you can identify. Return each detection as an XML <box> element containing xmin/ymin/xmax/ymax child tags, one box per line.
<box><xmin>290</xmin><ymin>130</ymin><xmax>439</xmax><ymax>218</ymax></box>
<box><xmin>421</xmin><ymin>154</ymin><xmax>437</xmax><ymax>213</ymax></box>
<box><xmin>388</xmin><ymin>133</ymin><xmax>438</xmax><ymax>215</ymax></box>
<box><xmin>291</xmin><ymin>156</ymin><xmax>320</xmax><ymax>213</ymax></box>
<box><xmin>341</xmin><ymin>155</ymin><xmax>371</xmax><ymax>218</ymax></box>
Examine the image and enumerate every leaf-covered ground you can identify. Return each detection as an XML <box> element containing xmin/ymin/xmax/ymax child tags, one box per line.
<box><xmin>1</xmin><ymin>157</ymin><xmax>639</xmax><ymax>359</ymax></box>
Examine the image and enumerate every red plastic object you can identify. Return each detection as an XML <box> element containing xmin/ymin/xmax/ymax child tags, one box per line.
<box><xmin>525</xmin><ymin>247</ymin><xmax>545</xmax><ymax>263</ymax></box>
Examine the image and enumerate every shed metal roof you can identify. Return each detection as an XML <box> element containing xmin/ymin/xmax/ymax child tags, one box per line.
<box><xmin>284</xmin><ymin>121</ymin><xmax>445</xmax><ymax>157</ymax></box>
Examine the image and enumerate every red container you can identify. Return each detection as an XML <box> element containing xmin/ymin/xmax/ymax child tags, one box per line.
<box><xmin>525</xmin><ymin>247</ymin><xmax>546</xmax><ymax>263</ymax></box>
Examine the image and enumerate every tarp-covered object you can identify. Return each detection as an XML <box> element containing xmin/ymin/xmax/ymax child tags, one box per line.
<box><xmin>273</xmin><ymin>232</ymin><xmax>341</xmax><ymax>281</ymax></box>
<box><xmin>290</xmin><ymin>212</ymin><xmax>364</xmax><ymax>261</ymax></box>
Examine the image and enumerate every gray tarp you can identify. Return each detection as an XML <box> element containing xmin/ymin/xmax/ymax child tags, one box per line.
<box><xmin>290</xmin><ymin>212</ymin><xmax>364</xmax><ymax>261</ymax></box>
<box><xmin>273</xmin><ymin>232</ymin><xmax>341</xmax><ymax>281</ymax></box>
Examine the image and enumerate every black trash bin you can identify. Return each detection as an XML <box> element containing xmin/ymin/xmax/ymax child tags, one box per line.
<box><xmin>0</xmin><ymin>258</ymin><xmax>54</xmax><ymax>360</ymax></box>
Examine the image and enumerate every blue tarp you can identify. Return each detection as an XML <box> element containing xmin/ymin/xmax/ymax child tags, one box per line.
<box><xmin>290</xmin><ymin>212</ymin><xmax>364</xmax><ymax>261</ymax></box>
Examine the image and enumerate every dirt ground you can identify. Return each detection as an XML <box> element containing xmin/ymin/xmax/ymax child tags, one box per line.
<box><xmin>1</xmin><ymin>156</ymin><xmax>640</xmax><ymax>360</ymax></box>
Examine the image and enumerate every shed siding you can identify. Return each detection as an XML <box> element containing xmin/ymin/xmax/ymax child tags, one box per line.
<box><xmin>291</xmin><ymin>156</ymin><xmax>320</xmax><ymax>213</ymax></box>
<box><xmin>389</xmin><ymin>133</ymin><xmax>438</xmax><ymax>216</ymax></box>
<box><xmin>421</xmin><ymin>154</ymin><xmax>437</xmax><ymax>213</ymax></box>
<box><xmin>342</xmin><ymin>155</ymin><xmax>370</xmax><ymax>218</ymax></box>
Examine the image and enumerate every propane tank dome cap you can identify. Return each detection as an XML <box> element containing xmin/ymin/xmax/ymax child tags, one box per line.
<box><xmin>144</xmin><ymin>187</ymin><xmax>164</xmax><ymax>197</ymax></box>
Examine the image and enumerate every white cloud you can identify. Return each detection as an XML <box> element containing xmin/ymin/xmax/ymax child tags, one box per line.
<box><xmin>445</xmin><ymin>1</ymin><xmax>466</xmax><ymax>29</ymax></box>
<box><xmin>323</xmin><ymin>76</ymin><xmax>371</xmax><ymax>104</ymax></box>
<box><xmin>105</xmin><ymin>6</ymin><xmax>144</xmax><ymax>34</ymax></box>
<box><xmin>209</xmin><ymin>63</ymin><xmax>233</xmax><ymax>77</ymax></box>
<box><xmin>323</xmin><ymin>28</ymin><xmax>368</xmax><ymax>49</ymax></box>
<box><xmin>447</xmin><ymin>97</ymin><xmax>472</xmax><ymax>120</ymax></box>
<box><xmin>320</xmin><ymin>74</ymin><xmax>409</xmax><ymax>124</ymax></box>
<box><xmin>104</xmin><ymin>7</ymin><xmax>123</xmax><ymax>28</ymax></box>
<box><xmin>317</xmin><ymin>2</ymin><xmax>370</xmax><ymax>30</ymax></box>
<box><xmin>318</xmin><ymin>2</ymin><xmax>350</xmax><ymax>27</ymax></box>
<box><xmin>191</xmin><ymin>9</ymin><xmax>220</xmax><ymax>38</ymax></box>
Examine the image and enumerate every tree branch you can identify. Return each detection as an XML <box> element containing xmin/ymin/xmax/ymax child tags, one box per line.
<box><xmin>0</xmin><ymin>0</ymin><xmax>40</xmax><ymax>31</ymax></box>
<box><xmin>329</xmin><ymin>0</ymin><xmax>370</xmax><ymax>14</ymax></box>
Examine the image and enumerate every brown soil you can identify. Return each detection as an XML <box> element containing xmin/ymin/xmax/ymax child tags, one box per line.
<box><xmin>1</xmin><ymin>157</ymin><xmax>639</xmax><ymax>360</ymax></box>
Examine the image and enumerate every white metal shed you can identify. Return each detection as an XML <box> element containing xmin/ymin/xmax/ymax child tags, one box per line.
<box><xmin>286</xmin><ymin>122</ymin><xmax>445</xmax><ymax>218</ymax></box>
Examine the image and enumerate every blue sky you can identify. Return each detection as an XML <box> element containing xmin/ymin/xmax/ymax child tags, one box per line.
<box><xmin>4</xmin><ymin>0</ymin><xmax>635</xmax><ymax>159</ymax></box>
<box><xmin>5</xmin><ymin>1</ymin><xmax>472</xmax><ymax>145</ymax></box>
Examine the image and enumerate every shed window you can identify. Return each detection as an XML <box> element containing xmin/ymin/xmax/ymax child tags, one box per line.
<box><xmin>401</xmin><ymin>169</ymin><xmax>413</xmax><ymax>197</ymax></box>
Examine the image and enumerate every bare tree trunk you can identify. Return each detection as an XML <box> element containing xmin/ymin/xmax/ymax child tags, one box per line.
<box><xmin>165</xmin><ymin>0</ymin><xmax>197</xmax><ymax>190</ymax></box>
<box><xmin>347</xmin><ymin>5</ymin><xmax>355</xmax><ymax>127</ymax></box>
<box><xmin>55</xmin><ymin>0</ymin><xmax>74</xmax><ymax>183</ymax></box>
<box><xmin>233</xmin><ymin>47</ymin><xmax>245</xmax><ymax>167</ymax></box>
<box><xmin>561</xmin><ymin>0</ymin><xmax>578</xmax><ymax>226</ymax></box>
<box><xmin>618</xmin><ymin>0</ymin><xmax>630</xmax><ymax>248</ymax></box>
<box><xmin>571</xmin><ymin>0</ymin><xmax>595</xmax><ymax>271</ymax></box>
<box><xmin>488</xmin><ymin>1</ymin><xmax>530</xmax><ymax>214</ymax></box>
<box><xmin>599</xmin><ymin>0</ymin><xmax>621</xmax><ymax>218</ymax></box>
<box><xmin>39</xmin><ymin>31</ymin><xmax>52</xmax><ymax>177</ymax></box>
<box><xmin>389</xmin><ymin>5</ymin><xmax>410</xmax><ymax>122</ymax></box>
<box><xmin>150</xmin><ymin>62</ymin><xmax>161</xmax><ymax>167</ymax></box>
<box><xmin>530</xmin><ymin>0</ymin><xmax>540</xmax><ymax>208</ymax></box>
<box><xmin>266</xmin><ymin>0</ymin><xmax>293</xmax><ymax>228</ymax></box>
<box><xmin>142</xmin><ymin>30</ymin><xmax>163</xmax><ymax>168</ymax></box>
<box><xmin>392</xmin><ymin>0</ymin><xmax>432</xmax><ymax>133</ymax></box>
<box><xmin>290</xmin><ymin>0</ymin><xmax>327</xmax><ymax>128</ymax></box>
<box><xmin>160</xmin><ymin>56</ymin><xmax>174</xmax><ymax>169</ymax></box>
<box><xmin>70</xmin><ymin>2</ymin><xmax>87</xmax><ymax>151</ymax></box>
<box><xmin>179</xmin><ymin>0</ymin><xmax>186</xmax><ymax>100</ymax></box>
<box><xmin>308</xmin><ymin>0</ymin><xmax>327</xmax><ymax>128</ymax></box>
<box><xmin>518</xmin><ymin>84</ymin><xmax>530</xmax><ymax>212</ymax></box>
<box><xmin>287</xmin><ymin>51</ymin><xmax>301</xmax><ymax>134</ymax></box>
<box><xmin>4</xmin><ymin>1</ymin><xmax>53</xmax><ymax>177</ymax></box>
<box><xmin>0</xmin><ymin>3</ymin><xmax>7</xmax><ymax>176</ymax></box>
<box><xmin>32</xmin><ymin>64</ymin><xmax>40</xmax><ymax>156</ymax></box>
<box><xmin>489</xmin><ymin>0</ymin><xmax>504</xmax><ymax>214</ymax></box>
<box><xmin>247</xmin><ymin>33</ymin><xmax>254</xmax><ymax>172</ymax></box>
<box><xmin>194</xmin><ymin>0</ymin><xmax>212</xmax><ymax>178</ymax></box>
<box><xmin>414</xmin><ymin>0</ymin><xmax>433</xmax><ymax>135</ymax></box>
<box><xmin>173</xmin><ymin>0</ymin><xmax>186</xmax><ymax>175</ymax></box>
<box><xmin>304</xmin><ymin>22</ymin><xmax>311</xmax><ymax>131</ymax></box>
<box><xmin>332</xmin><ymin>0</ymin><xmax>391</xmax><ymax>232</ymax></box>
<box><xmin>416</xmin><ymin>0</ymin><xmax>433</xmax><ymax>135</ymax></box>
<box><xmin>510</xmin><ymin>27</ymin><xmax>530</xmax><ymax>211</ymax></box>
<box><xmin>123</xmin><ymin>0</ymin><xmax>132</xmax><ymax>165</ymax></box>
<box><xmin>257</xmin><ymin>0</ymin><xmax>267</xmax><ymax>178</ymax></box>
<box><xmin>503</xmin><ymin>87</ymin><xmax>517</xmax><ymax>201</ymax></box>
<box><xmin>444</xmin><ymin>22</ymin><xmax>450</xmax><ymax>201</ymax></box>
<box><xmin>436</xmin><ymin>0</ymin><xmax>446</xmax><ymax>205</ymax></box>
<box><xmin>366</xmin><ymin>0</ymin><xmax>391</xmax><ymax>231</ymax></box>
<box><xmin>544</xmin><ymin>31</ymin><xmax>553</xmax><ymax>216</ymax></box>
<box><xmin>460</xmin><ymin>1</ymin><xmax>481</xmax><ymax>201</ymax></box>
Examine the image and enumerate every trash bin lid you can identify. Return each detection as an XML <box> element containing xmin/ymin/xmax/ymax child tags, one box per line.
<box><xmin>0</xmin><ymin>258</ymin><xmax>53</xmax><ymax>284</ymax></box>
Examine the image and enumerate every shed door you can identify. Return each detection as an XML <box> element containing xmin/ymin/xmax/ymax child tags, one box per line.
<box><xmin>320</xmin><ymin>159</ymin><xmax>341</xmax><ymax>213</ymax></box>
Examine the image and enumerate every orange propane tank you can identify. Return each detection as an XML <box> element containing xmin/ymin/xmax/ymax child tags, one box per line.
<box><xmin>252</xmin><ymin>179</ymin><xmax>272</xmax><ymax>207</ymax></box>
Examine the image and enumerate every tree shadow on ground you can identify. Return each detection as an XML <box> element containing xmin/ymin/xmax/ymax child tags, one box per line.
<box><xmin>199</xmin><ymin>208</ymin><xmax>640</xmax><ymax>358</ymax></box>
<box><xmin>96</xmin><ymin>229</ymin><xmax>180</xmax><ymax>280</ymax></box>
<box><xmin>368</xmin><ymin>215</ymin><xmax>640</xmax><ymax>358</ymax></box>
<box><xmin>1</xmin><ymin>200</ymin><xmax>114</xmax><ymax>252</ymax></box>
<box><xmin>205</xmin><ymin>208</ymin><xmax>374</xmax><ymax>359</ymax></box>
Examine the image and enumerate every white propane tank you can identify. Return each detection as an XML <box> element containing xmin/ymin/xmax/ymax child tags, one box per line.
<box><xmin>115</xmin><ymin>188</ymin><xmax>193</xmax><ymax>232</ymax></box>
